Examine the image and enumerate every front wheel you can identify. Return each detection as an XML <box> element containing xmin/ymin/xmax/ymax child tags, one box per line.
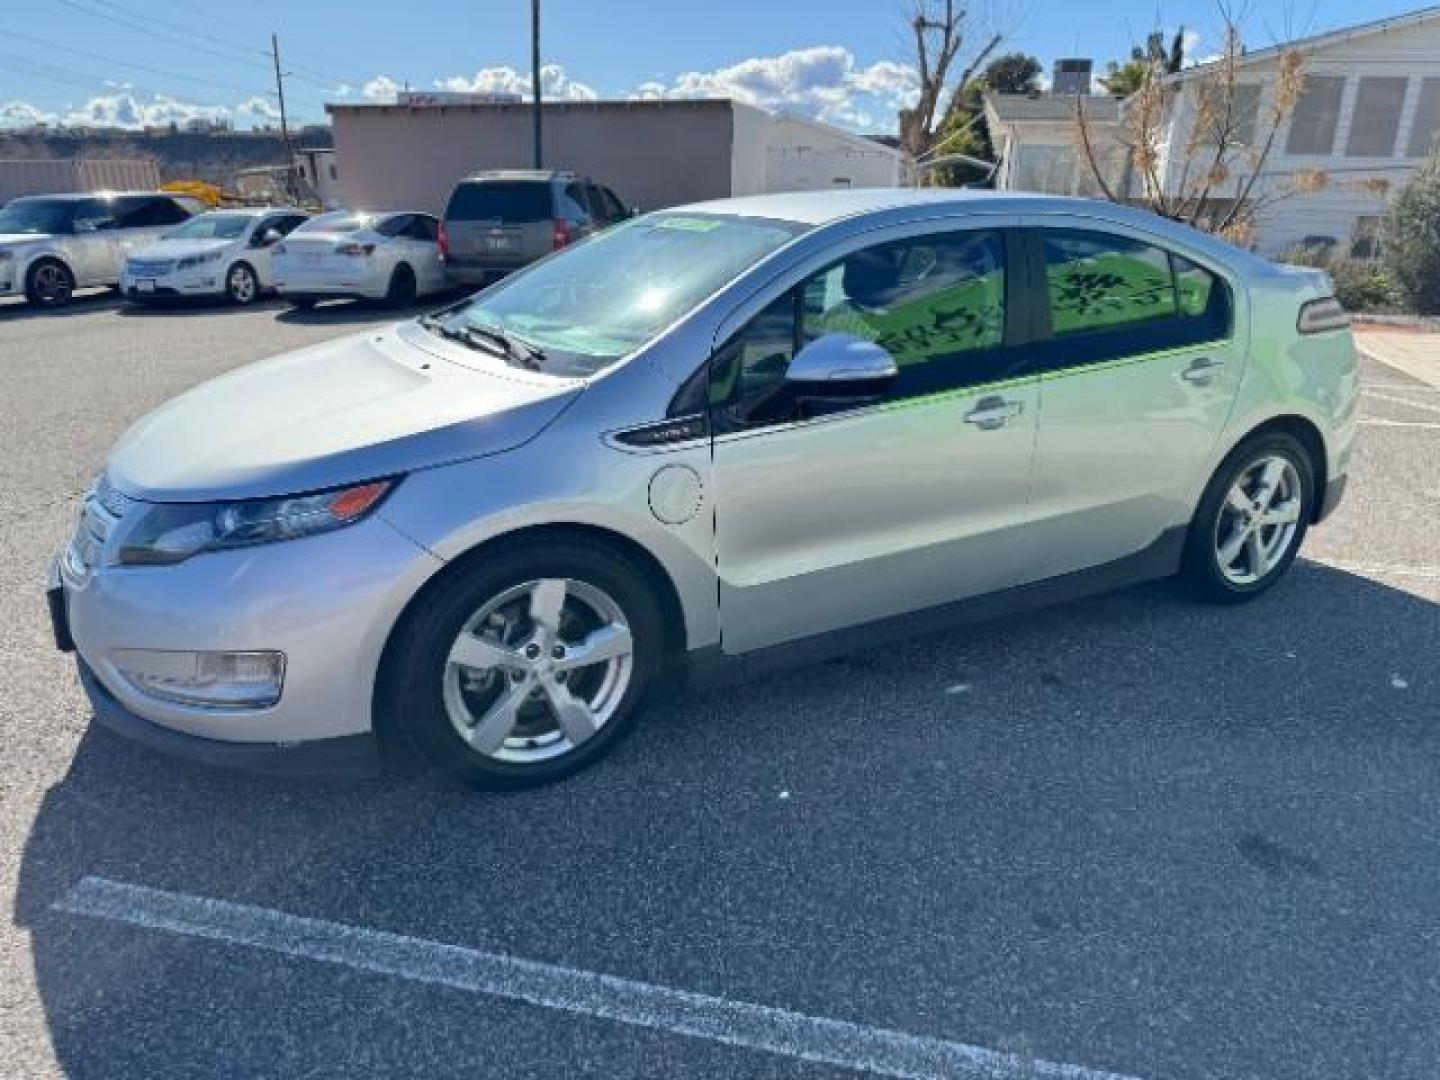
<box><xmin>1183</xmin><ymin>432</ymin><xmax>1314</xmax><ymax>603</ymax></box>
<box><xmin>383</xmin><ymin>539</ymin><xmax>665</xmax><ymax>789</ymax></box>
<box><xmin>26</xmin><ymin>259</ymin><xmax>74</xmax><ymax>307</ymax></box>
<box><xmin>226</xmin><ymin>262</ymin><xmax>259</xmax><ymax>305</ymax></box>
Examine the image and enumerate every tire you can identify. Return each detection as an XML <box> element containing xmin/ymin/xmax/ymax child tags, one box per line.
<box><xmin>288</xmin><ymin>296</ymin><xmax>318</xmax><ymax>310</ymax></box>
<box><xmin>225</xmin><ymin>262</ymin><xmax>260</xmax><ymax>305</ymax></box>
<box><xmin>384</xmin><ymin>263</ymin><xmax>417</xmax><ymax>308</ymax></box>
<box><xmin>25</xmin><ymin>259</ymin><xmax>74</xmax><ymax>308</ymax></box>
<box><xmin>383</xmin><ymin>538</ymin><xmax>665</xmax><ymax>790</ymax></box>
<box><xmin>1182</xmin><ymin>431</ymin><xmax>1315</xmax><ymax>603</ymax></box>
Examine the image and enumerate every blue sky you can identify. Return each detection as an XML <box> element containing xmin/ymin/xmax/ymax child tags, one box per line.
<box><xmin>0</xmin><ymin>0</ymin><xmax>1430</xmax><ymax>133</ymax></box>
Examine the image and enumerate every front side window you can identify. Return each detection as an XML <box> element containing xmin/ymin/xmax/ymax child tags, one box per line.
<box><xmin>712</xmin><ymin>229</ymin><xmax>1010</xmax><ymax>425</ymax></box>
<box><xmin>1036</xmin><ymin>229</ymin><xmax>1231</xmax><ymax>367</ymax></box>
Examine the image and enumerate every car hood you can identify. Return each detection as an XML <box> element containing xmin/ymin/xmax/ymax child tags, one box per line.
<box><xmin>130</xmin><ymin>238</ymin><xmax>233</xmax><ymax>260</ymax></box>
<box><xmin>106</xmin><ymin>321</ymin><xmax>585</xmax><ymax>502</ymax></box>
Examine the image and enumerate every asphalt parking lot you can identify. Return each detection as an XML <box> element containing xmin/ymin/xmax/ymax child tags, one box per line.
<box><xmin>1</xmin><ymin>290</ymin><xmax>1438</xmax><ymax>1079</ymax></box>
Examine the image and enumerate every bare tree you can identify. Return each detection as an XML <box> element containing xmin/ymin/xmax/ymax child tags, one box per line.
<box><xmin>899</xmin><ymin>0</ymin><xmax>1002</xmax><ymax>161</ymax></box>
<box><xmin>1075</xmin><ymin>12</ymin><xmax>1312</xmax><ymax>245</ymax></box>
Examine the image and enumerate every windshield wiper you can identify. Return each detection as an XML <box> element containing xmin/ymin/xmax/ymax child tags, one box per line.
<box><xmin>418</xmin><ymin>314</ymin><xmax>546</xmax><ymax>371</ymax></box>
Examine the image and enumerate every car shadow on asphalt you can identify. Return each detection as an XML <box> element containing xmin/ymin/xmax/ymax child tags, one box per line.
<box><xmin>113</xmin><ymin>297</ymin><xmax>286</xmax><ymax>318</ymax></box>
<box><xmin>12</xmin><ymin>561</ymin><xmax>1440</xmax><ymax>1079</ymax></box>
<box><xmin>0</xmin><ymin>291</ymin><xmax>119</xmax><ymax>322</ymax></box>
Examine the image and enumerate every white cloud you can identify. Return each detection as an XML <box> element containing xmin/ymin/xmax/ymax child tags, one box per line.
<box><xmin>236</xmin><ymin>96</ymin><xmax>282</xmax><ymax>122</ymax></box>
<box><xmin>435</xmin><ymin>63</ymin><xmax>598</xmax><ymax>102</ymax></box>
<box><xmin>361</xmin><ymin>75</ymin><xmax>401</xmax><ymax>102</ymax></box>
<box><xmin>0</xmin><ymin>100</ymin><xmax>53</xmax><ymax>128</ymax></box>
<box><xmin>639</xmin><ymin>46</ymin><xmax>919</xmax><ymax>130</ymax></box>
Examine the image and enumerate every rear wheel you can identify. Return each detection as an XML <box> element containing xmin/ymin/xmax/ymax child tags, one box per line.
<box><xmin>225</xmin><ymin>262</ymin><xmax>259</xmax><ymax>305</ymax></box>
<box><xmin>384</xmin><ymin>539</ymin><xmax>665</xmax><ymax>789</ymax></box>
<box><xmin>384</xmin><ymin>263</ymin><xmax>417</xmax><ymax>308</ymax></box>
<box><xmin>26</xmin><ymin>259</ymin><xmax>74</xmax><ymax>308</ymax></box>
<box><xmin>1183</xmin><ymin>432</ymin><xmax>1314</xmax><ymax>603</ymax></box>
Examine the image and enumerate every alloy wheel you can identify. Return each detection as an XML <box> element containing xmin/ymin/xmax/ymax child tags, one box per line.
<box><xmin>1213</xmin><ymin>454</ymin><xmax>1304</xmax><ymax>586</ymax></box>
<box><xmin>31</xmin><ymin>263</ymin><xmax>72</xmax><ymax>306</ymax></box>
<box><xmin>228</xmin><ymin>265</ymin><xmax>257</xmax><ymax>304</ymax></box>
<box><xmin>442</xmin><ymin>578</ymin><xmax>634</xmax><ymax>763</ymax></box>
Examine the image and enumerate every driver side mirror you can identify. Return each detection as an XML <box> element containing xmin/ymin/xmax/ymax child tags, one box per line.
<box><xmin>785</xmin><ymin>333</ymin><xmax>898</xmax><ymax>391</ymax></box>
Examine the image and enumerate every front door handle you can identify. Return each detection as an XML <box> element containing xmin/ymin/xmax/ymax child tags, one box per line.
<box><xmin>964</xmin><ymin>395</ymin><xmax>1024</xmax><ymax>430</ymax></box>
<box><xmin>1180</xmin><ymin>357</ymin><xmax>1225</xmax><ymax>385</ymax></box>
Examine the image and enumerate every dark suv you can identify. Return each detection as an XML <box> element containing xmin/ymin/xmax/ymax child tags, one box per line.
<box><xmin>440</xmin><ymin>170</ymin><xmax>630</xmax><ymax>284</ymax></box>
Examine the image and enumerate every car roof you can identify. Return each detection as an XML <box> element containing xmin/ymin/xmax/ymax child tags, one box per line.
<box><xmin>672</xmin><ymin>188</ymin><xmax>1276</xmax><ymax>275</ymax></box>
<box><xmin>459</xmin><ymin>169</ymin><xmax>579</xmax><ymax>183</ymax></box>
<box><xmin>14</xmin><ymin>190</ymin><xmax>181</xmax><ymax>202</ymax></box>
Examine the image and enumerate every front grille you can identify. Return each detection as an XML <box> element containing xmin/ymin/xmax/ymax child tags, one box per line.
<box><xmin>127</xmin><ymin>259</ymin><xmax>175</xmax><ymax>277</ymax></box>
<box><xmin>65</xmin><ymin>477</ymin><xmax>132</xmax><ymax>576</ymax></box>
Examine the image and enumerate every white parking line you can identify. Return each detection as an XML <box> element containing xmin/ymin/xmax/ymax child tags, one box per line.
<box><xmin>1312</xmin><ymin>559</ymin><xmax>1440</xmax><ymax>580</ymax></box>
<box><xmin>55</xmin><ymin>876</ymin><xmax>1142</xmax><ymax>1080</ymax></box>
<box><xmin>1358</xmin><ymin>418</ymin><xmax>1440</xmax><ymax>430</ymax></box>
<box><xmin>1362</xmin><ymin>390</ymin><xmax>1440</xmax><ymax>416</ymax></box>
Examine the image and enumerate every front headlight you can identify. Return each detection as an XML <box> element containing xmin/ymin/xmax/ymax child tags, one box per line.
<box><xmin>118</xmin><ymin>479</ymin><xmax>395</xmax><ymax>565</ymax></box>
<box><xmin>176</xmin><ymin>250</ymin><xmax>224</xmax><ymax>270</ymax></box>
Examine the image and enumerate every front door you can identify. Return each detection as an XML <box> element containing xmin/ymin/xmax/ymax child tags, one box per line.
<box><xmin>1021</xmin><ymin>224</ymin><xmax>1247</xmax><ymax>578</ymax></box>
<box><xmin>710</xmin><ymin>225</ymin><xmax>1041</xmax><ymax>654</ymax></box>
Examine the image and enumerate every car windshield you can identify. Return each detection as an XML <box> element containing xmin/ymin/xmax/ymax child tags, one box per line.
<box><xmin>295</xmin><ymin>212</ymin><xmax>373</xmax><ymax>234</ymax></box>
<box><xmin>0</xmin><ymin>198</ymin><xmax>77</xmax><ymax>235</ymax></box>
<box><xmin>164</xmin><ymin>213</ymin><xmax>254</xmax><ymax>241</ymax></box>
<box><xmin>432</xmin><ymin>213</ymin><xmax>808</xmax><ymax>377</ymax></box>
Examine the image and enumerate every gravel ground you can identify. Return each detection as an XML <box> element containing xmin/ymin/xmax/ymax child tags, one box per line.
<box><xmin>1</xmin><ymin>291</ymin><xmax>1437</xmax><ymax>1079</ymax></box>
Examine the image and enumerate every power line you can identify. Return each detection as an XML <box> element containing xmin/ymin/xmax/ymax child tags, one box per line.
<box><xmin>5</xmin><ymin>27</ymin><xmax>268</xmax><ymax>97</ymax></box>
<box><xmin>53</xmin><ymin>0</ymin><xmax>278</xmax><ymax>74</ymax></box>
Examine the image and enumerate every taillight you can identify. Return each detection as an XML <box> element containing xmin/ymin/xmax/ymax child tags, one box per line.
<box><xmin>552</xmin><ymin>218</ymin><xmax>572</xmax><ymax>250</ymax></box>
<box><xmin>1298</xmin><ymin>296</ymin><xmax>1350</xmax><ymax>334</ymax></box>
<box><xmin>437</xmin><ymin>220</ymin><xmax>450</xmax><ymax>258</ymax></box>
<box><xmin>335</xmin><ymin>241</ymin><xmax>375</xmax><ymax>257</ymax></box>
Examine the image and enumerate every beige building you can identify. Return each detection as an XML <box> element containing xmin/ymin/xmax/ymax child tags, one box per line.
<box><xmin>325</xmin><ymin>97</ymin><xmax>902</xmax><ymax>215</ymax></box>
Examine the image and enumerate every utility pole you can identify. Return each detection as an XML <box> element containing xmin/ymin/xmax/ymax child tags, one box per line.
<box><xmin>271</xmin><ymin>32</ymin><xmax>296</xmax><ymax>201</ymax></box>
<box><xmin>530</xmin><ymin>0</ymin><xmax>543</xmax><ymax>168</ymax></box>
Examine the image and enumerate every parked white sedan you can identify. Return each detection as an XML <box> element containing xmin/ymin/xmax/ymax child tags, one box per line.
<box><xmin>272</xmin><ymin>211</ymin><xmax>448</xmax><ymax>308</ymax></box>
<box><xmin>120</xmin><ymin>208</ymin><xmax>310</xmax><ymax>305</ymax></box>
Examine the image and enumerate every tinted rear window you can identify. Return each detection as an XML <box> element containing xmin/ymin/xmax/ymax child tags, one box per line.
<box><xmin>445</xmin><ymin>182</ymin><xmax>553</xmax><ymax>222</ymax></box>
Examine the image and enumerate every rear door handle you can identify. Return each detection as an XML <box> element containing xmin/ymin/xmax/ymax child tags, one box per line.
<box><xmin>1180</xmin><ymin>357</ymin><xmax>1224</xmax><ymax>385</ymax></box>
<box><xmin>963</xmin><ymin>395</ymin><xmax>1024</xmax><ymax>430</ymax></box>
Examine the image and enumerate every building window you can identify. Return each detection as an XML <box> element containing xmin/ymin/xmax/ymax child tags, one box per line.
<box><xmin>1350</xmin><ymin>216</ymin><xmax>1384</xmax><ymax>260</ymax></box>
<box><xmin>1346</xmin><ymin>77</ymin><xmax>1407</xmax><ymax>157</ymax></box>
<box><xmin>1286</xmin><ymin>75</ymin><xmax>1345</xmax><ymax>155</ymax></box>
<box><xmin>1407</xmin><ymin>77</ymin><xmax>1440</xmax><ymax>157</ymax></box>
<box><xmin>1198</xmin><ymin>82</ymin><xmax>1262</xmax><ymax>147</ymax></box>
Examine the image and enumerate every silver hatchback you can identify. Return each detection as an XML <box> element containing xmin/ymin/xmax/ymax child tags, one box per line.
<box><xmin>0</xmin><ymin>192</ymin><xmax>203</xmax><ymax>306</ymax></box>
<box><xmin>50</xmin><ymin>190</ymin><xmax>1358</xmax><ymax>788</ymax></box>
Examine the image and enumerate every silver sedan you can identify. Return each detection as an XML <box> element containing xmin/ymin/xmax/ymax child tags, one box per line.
<box><xmin>50</xmin><ymin>190</ymin><xmax>1358</xmax><ymax>788</ymax></box>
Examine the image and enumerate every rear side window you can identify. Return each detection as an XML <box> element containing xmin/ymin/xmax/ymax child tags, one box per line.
<box><xmin>296</xmin><ymin>212</ymin><xmax>371</xmax><ymax>234</ymax></box>
<box><xmin>115</xmin><ymin>197</ymin><xmax>190</xmax><ymax>228</ymax></box>
<box><xmin>408</xmin><ymin>215</ymin><xmax>439</xmax><ymax>241</ymax></box>
<box><xmin>445</xmin><ymin>181</ymin><xmax>553</xmax><ymax>222</ymax></box>
<box><xmin>1035</xmin><ymin>229</ymin><xmax>1230</xmax><ymax>367</ymax></box>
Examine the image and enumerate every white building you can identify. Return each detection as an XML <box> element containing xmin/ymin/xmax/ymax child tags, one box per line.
<box><xmin>986</xmin><ymin>7</ymin><xmax>1440</xmax><ymax>257</ymax></box>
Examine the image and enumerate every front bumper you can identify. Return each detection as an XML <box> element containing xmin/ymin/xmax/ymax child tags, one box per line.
<box><xmin>78</xmin><ymin>658</ymin><xmax>381</xmax><ymax>777</ymax></box>
<box><xmin>51</xmin><ymin>507</ymin><xmax>443</xmax><ymax>769</ymax></box>
<box><xmin>120</xmin><ymin>268</ymin><xmax>224</xmax><ymax>299</ymax></box>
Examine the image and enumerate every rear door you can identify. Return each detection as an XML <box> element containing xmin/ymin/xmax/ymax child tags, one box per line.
<box><xmin>1020</xmin><ymin>221</ymin><xmax>1246</xmax><ymax>578</ymax></box>
<box><xmin>443</xmin><ymin>181</ymin><xmax>553</xmax><ymax>269</ymax></box>
<box><xmin>710</xmin><ymin>222</ymin><xmax>1042</xmax><ymax>653</ymax></box>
